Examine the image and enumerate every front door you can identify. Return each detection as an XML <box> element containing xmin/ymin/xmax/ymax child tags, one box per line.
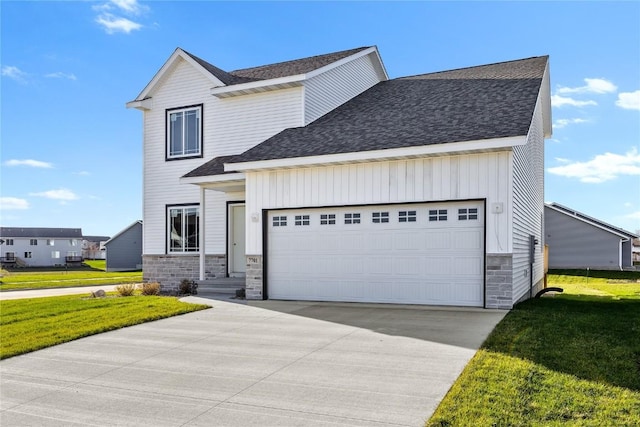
<box><xmin>230</xmin><ymin>204</ymin><xmax>246</xmax><ymax>276</ymax></box>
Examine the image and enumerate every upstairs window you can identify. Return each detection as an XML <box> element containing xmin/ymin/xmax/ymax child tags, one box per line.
<box><xmin>30</xmin><ymin>239</ymin><xmax>38</xmax><ymax>246</ymax></box>
<box><xmin>5</xmin><ymin>239</ymin><xmax>13</xmax><ymax>246</ymax></box>
<box><xmin>167</xmin><ymin>105</ymin><xmax>202</xmax><ymax>159</ymax></box>
<box><xmin>47</xmin><ymin>239</ymin><xmax>55</xmax><ymax>246</ymax></box>
<box><xmin>168</xmin><ymin>205</ymin><xmax>199</xmax><ymax>253</ymax></box>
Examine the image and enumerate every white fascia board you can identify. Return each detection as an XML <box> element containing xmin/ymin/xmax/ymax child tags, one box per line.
<box><xmin>210</xmin><ymin>75</ymin><xmax>306</xmax><ymax>97</ymax></box>
<box><xmin>125</xmin><ymin>98</ymin><xmax>153</xmax><ymax>110</ymax></box>
<box><xmin>224</xmin><ymin>135</ymin><xmax>525</xmax><ymax>172</ymax></box>
<box><xmin>132</xmin><ymin>48</ymin><xmax>226</xmax><ymax>102</ymax></box>
<box><xmin>545</xmin><ymin>204</ymin><xmax>633</xmax><ymax>239</ymax></box>
<box><xmin>180</xmin><ymin>172</ymin><xmax>246</xmax><ymax>186</ymax></box>
<box><xmin>541</xmin><ymin>60</ymin><xmax>552</xmax><ymax>138</ymax></box>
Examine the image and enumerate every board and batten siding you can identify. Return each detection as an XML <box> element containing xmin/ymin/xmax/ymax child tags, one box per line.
<box><xmin>511</xmin><ymin>93</ymin><xmax>546</xmax><ymax>303</ymax></box>
<box><xmin>245</xmin><ymin>152</ymin><xmax>513</xmax><ymax>255</ymax></box>
<box><xmin>142</xmin><ymin>57</ymin><xmax>303</xmax><ymax>255</ymax></box>
<box><xmin>304</xmin><ymin>53</ymin><xmax>383</xmax><ymax>125</ymax></box>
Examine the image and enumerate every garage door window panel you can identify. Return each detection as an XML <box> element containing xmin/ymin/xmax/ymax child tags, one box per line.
<box><xmin>294</xmin><ymin>215</ymin><xmax>310</xmax><ymax>226</ymax></box>
<box><xmin>273</xmin><ymin>216</ymin><xmax>287</xmax><ymax>227</ymax></box>
<box><xmin>372</xmin><ymin>212</ymin><xmax>389</xmax><ymax>223</ymax></box>
<box><xmin>458</xmin><ymin>208</ymin><xmax>478</xmax><ymax>221</ymax></box>
<box><xmin>320</xmin><ymin>214</ymin><xmax>336</xmax><ymax>225</ymax></box>
<box><xmin>399</xmin><ymin>211</ymin><xmax>417</xmax><ymax>223</ymax></box>
<box><xmin>429</xmin><ymin>209</ymin><xmax>448</xmax><ymax>221</ymax></box>
<box><xmin>344</xmin><ymin>213</ymin><xmax>361</xmax><ymax>224</ymax></box>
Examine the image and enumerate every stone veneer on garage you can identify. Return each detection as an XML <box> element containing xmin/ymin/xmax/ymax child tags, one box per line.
<box><xmin>485</xmin><ymin>254</ymin><xmax>514</xmax><ymax>309</ymax></box>
<box><xmin>143</xmin><ymin>254</ymin><xmax>226</xmax><ymax>294</ymax></box>
<box><xmin>245</xmin><ymin>255</ymin><xmax>263</xmax><ymax>300</ymax></box>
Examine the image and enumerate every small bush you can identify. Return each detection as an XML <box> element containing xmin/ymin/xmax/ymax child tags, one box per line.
<box><xmin>139</xmin><ymin>282</ymin><xmax>160</xmax><ymax>296</ymax></box>
<box><xmin>179</xmin><ymin>279</ymin><xmax>196</xmax><ymax>295</ymax></box>
<box><xmin>115</xmin><ymin>283</ymin><xmax>137</xmax><ymax>297</ymax></box>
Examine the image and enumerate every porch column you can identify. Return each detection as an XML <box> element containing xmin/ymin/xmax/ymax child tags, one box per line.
<box><xmin>199</xmin><ymin>186</ymin><xmax>205</xmax><ymax>281</ymax></box>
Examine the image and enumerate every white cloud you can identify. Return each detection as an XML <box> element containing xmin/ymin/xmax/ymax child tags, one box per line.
<box><xmin>554</xmin><ymin>118</ymin><xmax>588</xmax><ymax>129</ymax></box>
<box><xmin>625</xmin><ymin>211</ymin><xmax>640</xmax><ymax>220</ymax></box>
<box><xmin>616</xmin><ymin>90</ymin><xmax>640</xmax><ymax>110</ymax></box>
<box><xmin>1</xmin><ymin>65</ymin><xmax>28</xmax><ymax>84</ymax></box>
<box><xmin>29</xmin><ymin>189</ymin><xmax>79</xmax><ymax>201</ymax></box>
<box><xmin>4</xmin><ymin>159</ymin><xmax>53</xmax><ymax>168</ymax></box>
<box><xmin>96</xmin><ymin>14</ymin><xmax>142</xmax><ymax>34</ymax></box>
<box><xmin>551</xmin><ymin>95</ymin><xmax>597</xmax><ymax>108</ymax></box>
<box><xmin>557</xmin><ymin>78</ymin><xmax>617</xmax><ymax>95</ymax></box>
<box><xmin>554</xmin><ymin>157</ymin><xmax>570</xmax><ymax>164</ymax></box>
<box><xmin>93</xmin><ymin>0</ymin><xmax>148</xmax><ymax>34</ymax></box>
<box><xmin>0</xmin><ymin>197</ymin><xmax>29</xmax><ymax>210</ymax></box>
<box><xmin>45</xmin><ymin>72</ymin><xmax>77</xmax><ymax>81</ymax></box>
<box><xmin>547</xmin><ymin>148</ymin><xmax>640</xmax><ymax>183</ymax></box>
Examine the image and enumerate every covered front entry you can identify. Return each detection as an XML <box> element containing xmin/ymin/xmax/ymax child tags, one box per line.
<box><xmin>266</xmin><ymin>201</ymin><xmax>485</xmax><ymax>306</ymax></box>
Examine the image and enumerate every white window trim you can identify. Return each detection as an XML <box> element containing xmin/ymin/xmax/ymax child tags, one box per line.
<box><xmin>167</xmin><ymin>205</ymin><xmax>200</xmax><ymax>253</ymax></box>
<box><xmin>166</xmin><ymin>105</ymin><xmax>203</xmax><ymax>160</ymax></box>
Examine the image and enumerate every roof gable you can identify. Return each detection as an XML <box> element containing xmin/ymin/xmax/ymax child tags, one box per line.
<box><xmin>128</xmin><ymin>46</ymin><xmax>376</xmax><ymax>107</ymax></box>
<box><xmin>225</xmin><ymin>56</ymin><xmax>549</xmax><ymax>165</ymax></box>
<box><xmin>545</xmin><ymin>203</ymin><xmax>638</xmax><ymax>239</ymax></box>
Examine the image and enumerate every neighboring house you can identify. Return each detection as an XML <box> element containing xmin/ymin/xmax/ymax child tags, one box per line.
<box><xmin>104</xmin><ymin>221</ymin><xmax>142</xmax><ymax>272</ymax></box>
<box><xmin>0</xmin><ymin>227</ymin><xmax>83</xmax><ymax>267</ymax></box>
<box><xmin>545</xmin><ymin>203</ymin><xmax>638</xmax><ymax>270</ymax></box>
<box><xmin>127</xmin><ymin>46</ymin><xmax>551</xmax><ymax>309</ymax></box>
<box><xmin>633</xmin><ymin>237</ymin><xmax>640</xmax><ymax>264</ymax></box>
<box><xmin>82</xmin><ymin>235</ymin><xmax>110</xmax><ymax>260</ymax></box>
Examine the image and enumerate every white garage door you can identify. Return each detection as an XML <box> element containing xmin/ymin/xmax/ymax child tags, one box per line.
<box><xmin>267</xmin><ymin>201</ymin><xmax>485</xmax><ymax>307</ymax></box>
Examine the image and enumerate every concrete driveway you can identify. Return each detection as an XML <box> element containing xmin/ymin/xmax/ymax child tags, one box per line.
<box><xmin>1</xmin><ymin>297</ymin><xmax>506</xmax><ymax>426</ymax></box>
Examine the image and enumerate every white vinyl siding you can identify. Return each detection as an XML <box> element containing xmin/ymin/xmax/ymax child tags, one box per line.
<box><xmin>142</xmin><ymin>58</ymin><xmax>302</xmax><ymax>255</ymax></box>
<box><xmin>245</xmin><ymin>151</ymin><xmax>511</xmax><ymax>255</ymax></box>
<box><xmin>0</xmin><ymin>237</ymin><xmax>79</xmax><ymax>267</ymax></box>
<box><xmin>511</xmin><ymin>92</ymin><xmax>546</xmax><ymax>303</ymax></box>
<box><xmin>304</xmin><ymin>53</ymin><xmax>382</xmax><ymax>124</ymax></box>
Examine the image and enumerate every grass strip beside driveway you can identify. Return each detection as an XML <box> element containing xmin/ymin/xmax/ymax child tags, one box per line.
<box><xmin>0</xmin><ymin>295</ymin><xmax>209</xmax><ymax>359</ymax></box>
<box><xmin>0</xmin><ymin>271</ymin><xmax>143</xmax><ymax>290</ymax></box>
<box><xmin>427</xmin><ymin>277</ymin><xmax>640</xmax><ymax>426</ymax></box>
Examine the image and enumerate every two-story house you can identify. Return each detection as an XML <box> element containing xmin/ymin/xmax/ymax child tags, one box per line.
<box><xmin>128</xmin><ymin>46</ymin><xmax>551</xmax><ymax>309</ymax></box>
<box><xmin>0</xmin><ymin>227</ymin><xmax>83</xmax><ymax>267</ymax></box>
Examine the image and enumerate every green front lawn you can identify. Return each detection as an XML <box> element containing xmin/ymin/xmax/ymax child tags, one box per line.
<box><xmin>0</xmin><ymin>294</ymin><xmax>209</xmax><ymax>359</ymax></box>
<box><xmin>0</xmin><ymin>263</ymin><xmax>142</xmax><ymax>290</ymax></box>
<box><xmin>427</xmin><ymin>271</ymin><xmax>640</xmax><ymax>426</ymax></box>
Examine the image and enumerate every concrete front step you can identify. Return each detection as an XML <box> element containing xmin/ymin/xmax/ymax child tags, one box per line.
<box><xmin>197</xmin><ymin>277</ymin><xmax>245</xmax><ymax>295</ymax></box>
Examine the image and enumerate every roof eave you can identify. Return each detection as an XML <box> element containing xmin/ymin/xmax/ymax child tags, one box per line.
<box><xmin>210</xmin><ymin>75</ymin><xmax>305</xmax><ymax>98</ymax></box>
<box><xmin>225</xmin><ymin>135</ymin><xmax>526</xmax><ymax>172</ymax></box>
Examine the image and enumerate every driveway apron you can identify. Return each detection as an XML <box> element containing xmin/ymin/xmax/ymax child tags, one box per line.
<box><xmin>1</xmin><ymin>298</ymin><xmax>506</xmax><ymax>426</ymax></box>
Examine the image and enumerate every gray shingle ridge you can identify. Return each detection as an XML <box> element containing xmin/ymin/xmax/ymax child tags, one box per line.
<box><xmin>181</xmin><ymin>49</ymin><xmax>257</xmax><ymax>85</ymax></box>
<box><xmin>182</xmin><ymin>46</ymin><xmax>372</xmax><ymax>87</ymax></box>
<box><xmin>0</xmin><ymin>227</ymin><xmax>83</xmax><ymax>238</ymax></box>
<box><xmin>229</xmin><ymin>46</ymin><xmax>371</xmax><ymax>80</ymax></box>
<box><xmin>226</xmin><ymin>55</ymin><xmax>549</xmax><ymax>165</ymax></box>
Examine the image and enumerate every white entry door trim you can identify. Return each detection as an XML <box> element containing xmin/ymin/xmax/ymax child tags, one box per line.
<box><xmin>228</xmin><ymin>203</ymin><xmax>246</xmax><ymax>277</ymax></box>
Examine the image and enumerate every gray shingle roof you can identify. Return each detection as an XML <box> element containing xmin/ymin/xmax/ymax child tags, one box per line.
<box><xmin>226</xmin><ymin>56</ymin><xmax>548</xmax><ymax>164</ymax></box>
<box><xmin>183</xmin><ymin>155</ymin><xmax>241</xmax><ymax>178</ymax></box>
<box><xmin>184</xmin><ymin>47</ymin><xmax>371</xmax><ymax>86</ymax></box>
<box><xmin>0</xmin><ymin>227</ymin><xmax>83</xmax><ymax>238</ymax></box>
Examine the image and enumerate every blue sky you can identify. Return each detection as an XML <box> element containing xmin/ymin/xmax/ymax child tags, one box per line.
<box><xmin>1</xmin><ymin>1</ymin><xmax>639</xmax><ymax>237</ymax></box>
